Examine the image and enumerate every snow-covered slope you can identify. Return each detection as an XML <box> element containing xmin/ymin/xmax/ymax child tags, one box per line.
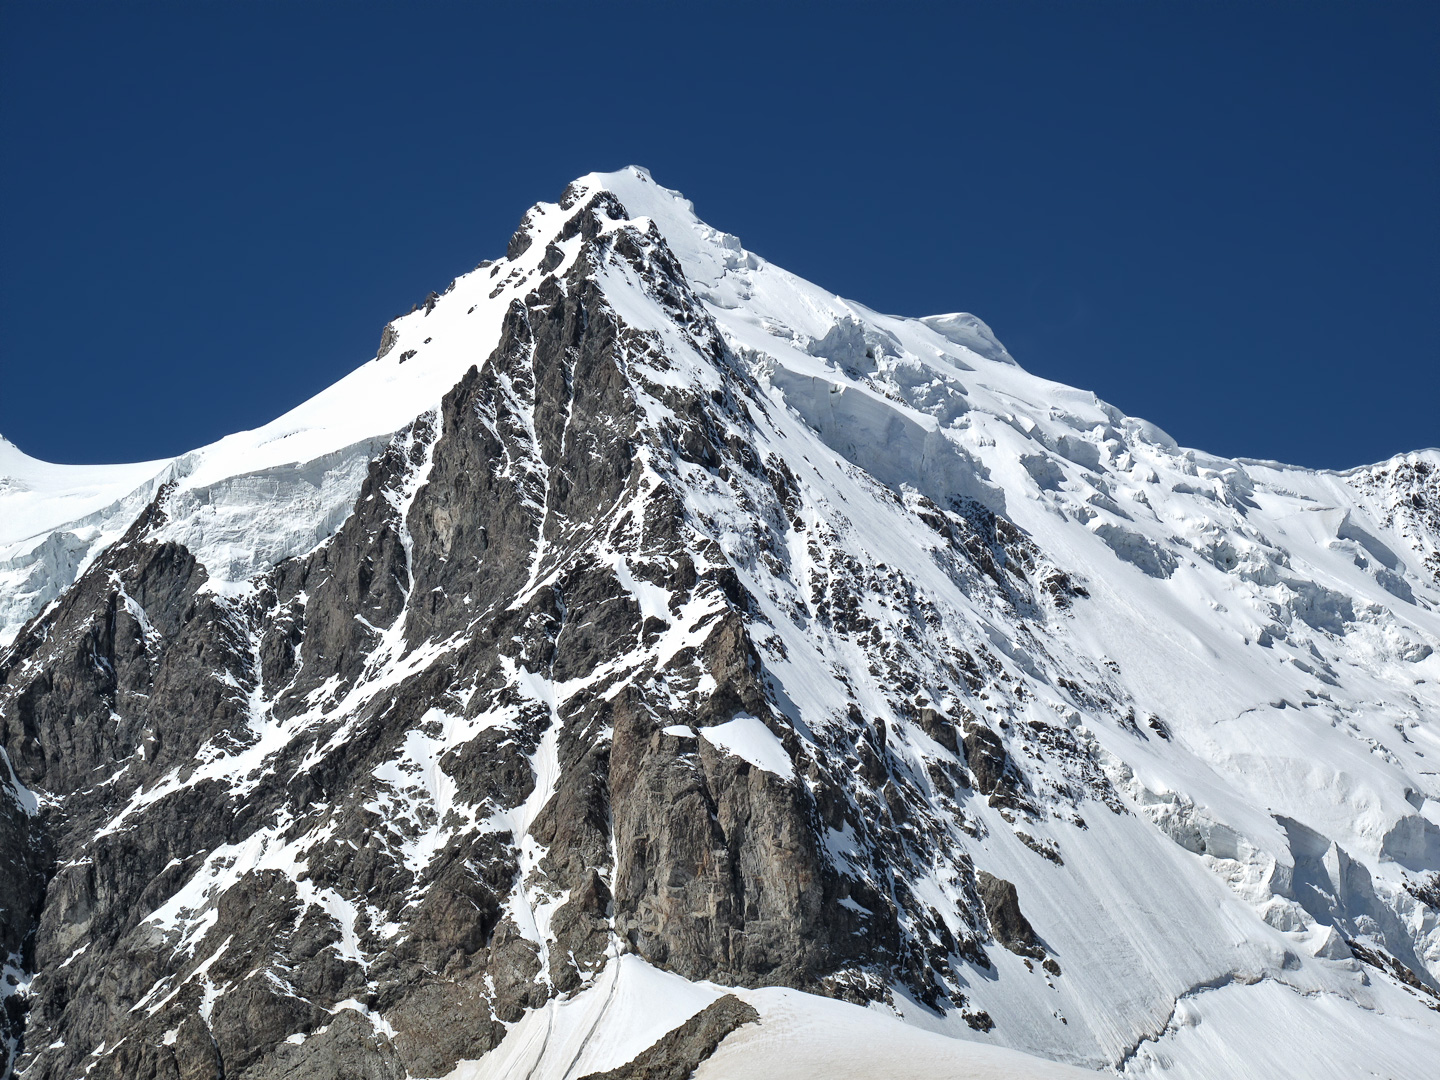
<box><xmin>0</xmin><ymin>238</ymin><xmax>552</xmax><ymax>645</ymax></box>
<box><xmin>451</xmin><ymin>954</ymin><xmax>1094</xmax><ymax>1080</ymax></box>
<box><xmin>1</xmin><ymin>168</ymin><xmax>1437</xmax><ymax>1080</ymax></box>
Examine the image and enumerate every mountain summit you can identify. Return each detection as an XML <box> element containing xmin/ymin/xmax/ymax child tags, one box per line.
<box><xmin>2</xmin><ymin>167</ymin><xmax>1438</xmax><ymax>1080</ymax></box>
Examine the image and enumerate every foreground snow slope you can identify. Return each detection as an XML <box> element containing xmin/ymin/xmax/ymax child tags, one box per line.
<box><xmin>1</xmin><ymin>167</ymin><xmax>1437</xmax><ymax>1080</ymax></box>
<box><xmin>451</xmin><ymin>954</ymin><xmax>1093</xmax><ymax>1080</ymax></box>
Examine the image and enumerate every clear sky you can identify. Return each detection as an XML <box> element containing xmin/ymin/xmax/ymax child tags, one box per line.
<box><xmin>1</xmin><ymin>1</ymin><xmax>1435</xmax><ymax>470</ymax></box>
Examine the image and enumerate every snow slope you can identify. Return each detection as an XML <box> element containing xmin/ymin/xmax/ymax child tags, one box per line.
<box><xmin>561</xmin><ymin>168</ymin><xmax>1440</xmax><ymax>1070</ymax></box>
<box><xmin>0</xmin><ymin>234</ymin><xmax>548</xmax><ymax>642</ymax></box>
<box><xmin>448</xmin><ymin>954</ymin><xmax>1093</xmax><ymax>1080</ymax></box>
<box><xmin>3</xmin><ymin>167</ymin><xmax>1438</xmax><ymax>1079</ymax></box>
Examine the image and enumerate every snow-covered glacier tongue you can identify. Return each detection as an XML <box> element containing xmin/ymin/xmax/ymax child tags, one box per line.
<box><xmin>1</xmin><ymin>166</ymin><xmax>1438</xmax><ymax>1080</ymax></box>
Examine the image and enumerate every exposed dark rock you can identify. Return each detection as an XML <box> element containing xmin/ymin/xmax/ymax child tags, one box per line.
<box><xmin>977</xmin><ymin>871</ymin><xmax>1044</xmax><ymax>960</ymax></box>
<box><xmin>962</xmin><ymin>1009</ymin><xmax>994</xmax><ymax>1032</ymax></box>
<box><xmin>1016</xmin><ymin>831</ymin><xmax>1063</xmax><ymax>865</ymax></box>
<box><xmin>386</xmin><ymin>981</ymin><xmax>506</xmax><ymax>1076</ymax></box>
<box><xmin>243</xmin><ymin>1010</ymin><xmax>407</xmax><ymax>1080</ymax></box>
<box><xmin>377</xmin><ymin>323</ymin><xmax>399</xmax><ymax>359</ymax></box>
<box><xmin>917</xmin><ymin>704</ymin><xmax>958</xmax><ymax>753</ymax></box>
<box><xmin>577</xmin><ymin>994</ymin><xmax>759</xmax><ymax>1080</ymax></box>
<box><xmin>961</xmin><ymin>723</ymin><xmax>1030</xmax><ymax>813</ymax></box>
<box><xmin>962</xmin><ymin>724</ymin><xmax>1008</xmax><ymax>795</ymax></box>
<box><xmin>1405</xmin><ymin>872</ymin><xmax>1440</xmax><ymax>911</ymax></box>
<box><xmin>1347</xmin><ymin>940</ymin><xmax>1440</xmax><ymax>1001</ymax></box>
<box><xmin>608</xmin><ymin>680</ymin><xmax>852</xmax><ymax>988</ymax></box>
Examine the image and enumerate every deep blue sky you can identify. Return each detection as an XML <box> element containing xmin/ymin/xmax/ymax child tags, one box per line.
<box><xmin>2</xmin><ymin>2</ymin><xmax>1436</xmax><ymax>469</ymax></box>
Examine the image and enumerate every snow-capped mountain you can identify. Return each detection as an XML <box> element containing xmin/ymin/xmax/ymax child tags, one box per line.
<box><xmin>2</xmin><ymin>167</ymin><xmax>1438</xmax><ymax>1080</ymax></box>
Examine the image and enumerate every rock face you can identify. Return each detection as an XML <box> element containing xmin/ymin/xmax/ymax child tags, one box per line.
<box><xmin>976</xmin><ymin>872</ymin><xmax>1043</xmax><ymax>960</ymax></box>
<box><xmin>0</xmin><ymin>185</ymin><xmax>916</xmax><ymax>1080</ymax></box>
<box><xmin>2</xmin><ymin>167</ymin><xmax>1439</xmax><ymax>1079</ymax></box>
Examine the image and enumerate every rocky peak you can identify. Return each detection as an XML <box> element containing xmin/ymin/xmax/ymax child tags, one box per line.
<box><xmin>2</xmin><ymin>170</ymin><xmax>1438</xmax><ymax>1079</ymax></box>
